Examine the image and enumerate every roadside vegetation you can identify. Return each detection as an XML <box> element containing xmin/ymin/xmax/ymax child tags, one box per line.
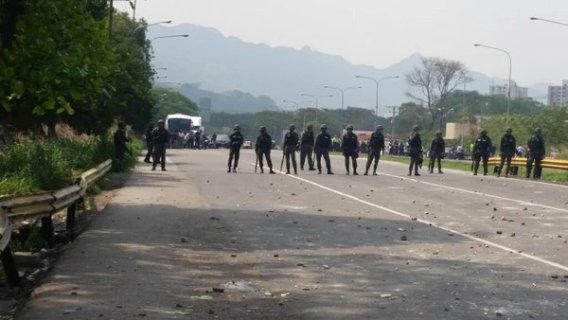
<box><xmin>380</xmin><ymin>155</ymin><xmax>568</xmax><ymax>183</ymax></box>
<box><xmin>0</xmin><ymin>131</ymin><xmax>141</xmax><ymax>197</ymax></box>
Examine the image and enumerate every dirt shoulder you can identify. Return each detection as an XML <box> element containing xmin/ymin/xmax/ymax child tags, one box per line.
<box><xmin>0</xmin><ymin>170</ymin><xmax>130</xmax><ymax>319</ymax></box>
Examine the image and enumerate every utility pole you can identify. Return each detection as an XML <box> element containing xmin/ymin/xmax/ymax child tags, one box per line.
<box><xmin>386</xmin><ymin>106</ymin><xmax>397</xmax><ymax>140</ymax></box>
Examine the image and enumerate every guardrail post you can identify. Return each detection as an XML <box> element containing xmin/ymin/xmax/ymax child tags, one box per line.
<box><xmin>66</xmin><ymin>202</ymin><xmax>77</xmax><ymax>231</ymax></box>
<box><xmin>1</xmin><ymin>248</ymin><xmax>20</xmax><ymax>288</ymax></box>
<box><xmin>41</xmin><ymin>216</ymin><xmax>54</xmax><ymax>248</ymax></box>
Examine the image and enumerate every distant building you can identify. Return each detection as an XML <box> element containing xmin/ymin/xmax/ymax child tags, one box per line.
<box><xmin>199</xmin><ymin>97</ymin><xmax>212</xmax><ymax>122</ymax></box>
<box><xmin>489</xmin><ymin>80</ymin><xmax>528</xmax><ymax>99</ymax></box>
<box><xmin>547</xmin><ymin>80</ymin><xmax>568</xmax><ymax>106</ymax></box>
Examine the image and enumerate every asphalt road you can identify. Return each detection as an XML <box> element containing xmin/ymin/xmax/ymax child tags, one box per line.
<box><xmin>16</xmin><ymin>148</ymin><xmax>568</xmax><ymax>319</ymax></box>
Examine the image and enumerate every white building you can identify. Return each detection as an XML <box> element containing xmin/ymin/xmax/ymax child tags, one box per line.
<box><xmin>489</xmin><ymin>80</ymin><xmax>528</xmax><ymax>99</ymax></box>
<box><xmin>547</xmin><ymin>80</ymin><xmax>568</xmax><ymax>106</ymax></box>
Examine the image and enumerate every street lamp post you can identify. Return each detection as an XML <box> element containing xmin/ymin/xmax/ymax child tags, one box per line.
<box><xmin>131</xmin><ymin>20</ymin><xmax>172</xmax><ymax>36</ymax></box>
<box><xmin>530</xmin><ymin>17</ymin><xmax>568</xmax><ymax>27</ymax></box>
<box><xmin>282</xmin><ymin>99</ymin><xmax>299</xmax><ymax>110</ymax></box>
<box><xmin>355</xmin><ymin>75</ymin><xmax>399</xmax><ymax>118</ymax></box>
<box><xmin>283</xmin><ymin>99</ymin><xmax>299</xmax><ymax>126</ymax></box>
<box><xmin>323</xmin><ymin>86</ymin><xmax>362</xmax><ymax>109</ymax></box>
<box><xmin>461</xmin><ymin>80</ymin><xmax>466</xmax><ymax>148</ymax></box>
<box><xmin>474</xmin><ymin>43</ymin><xmax>512</xmax><ymax>126</ymax></box>
<box><xmin>150</xmin><ymin>34</ymin><xmax>189</xmax><ymax>42</ymax></box>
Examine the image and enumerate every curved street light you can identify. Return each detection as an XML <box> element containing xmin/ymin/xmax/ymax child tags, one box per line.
<box><xmin>323</xmin><ymin>86</ymin><xmax>362</xmax><ymax>109</ymax></box>
<box><xmin>474</xmin><ymin>43</ymin><xmax>512</xmax><ymax>126</ymax></box>
<box><xmin>530</xmin><ymin>17</ymin><xmax>568</xmax><ymax>27</ymax></box>
<box><xmin>150</xmin><ymin>34</ymin><xmax>189</xmax><ymax>43</ymax></box>
<box><xmin>282</xmin><ymin>99</ymin><xmax>299</xmax><ymax>110</ymax></box>
<box><xmin>132</xmin><ymin>20</ymin><xmax>173</xmax><ymax>36</ymax></box>
<box><xmin>355</xmin><ymin>75</ymin><xmax>399</xmax><ymax>117</ymax></box>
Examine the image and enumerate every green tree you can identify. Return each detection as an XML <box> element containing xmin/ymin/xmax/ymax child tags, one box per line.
<box><xmin>152</xmin><ymin>87</ymin><xmax>199</xmax><ymax>123</ymax></box>
<box><xmin>1</xmin><ymin>0</ymin><xmax>113</xmax><ymax>137</ymax></box>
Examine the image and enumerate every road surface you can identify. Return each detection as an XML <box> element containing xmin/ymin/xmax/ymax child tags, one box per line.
<box><xmin>16</xmin><ymin>149</ymin><xmax>568</xmax><ymax>319</ymax></box>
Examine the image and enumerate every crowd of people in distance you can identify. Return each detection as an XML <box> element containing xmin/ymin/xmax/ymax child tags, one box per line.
<box><xmin>167</xmin><ymin>129</ymin><xmax>216</xmax><ymax>150</ymax></box>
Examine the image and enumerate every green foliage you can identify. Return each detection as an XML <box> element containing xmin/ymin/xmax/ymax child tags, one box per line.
<box><xmin>0</xmin><ymin>130</ymin><xmax>140</xmax><ymax>196</ymax></box>
<box><xmin>151</xmin><ymin>87</ymin><xmax>199</xmax><ymax>123</ymax></box>
<box><xmin>10</xmin><ymin>224</ymin><xmax>44</xmax><ymax>253</ymax></box>
<box><xmin>108</xmin><ymin>14</ymin><xmax>155</xmax><ymax>132</ymax></box>
<box><xmin>1</xmin><ymin>0</ymin><xmax>113</xmax><ymax>134</ymax></box>
<box><xmin>1</xmin><ymin>2</ymin><xmax>156</xmax><ymax>137</ymax></box>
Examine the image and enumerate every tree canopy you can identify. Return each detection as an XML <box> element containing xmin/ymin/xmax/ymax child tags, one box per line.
<box><xmin>0</xmin><ymin>0</ymin><xmax>159</xmax><ymax>140</ymax></box>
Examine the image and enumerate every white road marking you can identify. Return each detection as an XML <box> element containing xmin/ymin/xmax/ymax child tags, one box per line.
<box><xmin>378</xmin><ymin>172</ymin><xmax>568</xmax><ymax>214</ymax></box>
<box><xmin>271</xmin><ymin>167</ymin><xmax>568</xmax><ymax>273</ymax></box>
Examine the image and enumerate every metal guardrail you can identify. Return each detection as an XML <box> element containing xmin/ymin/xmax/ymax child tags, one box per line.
<box><xmin>0</xmin><ymin>159</ymin><xmax>112</xmax><ymax>288</ymax></box>
<box><xmin>488</xmin><ymin>157</ymin><xmax>568</xmax><ymax>171</ymax></box>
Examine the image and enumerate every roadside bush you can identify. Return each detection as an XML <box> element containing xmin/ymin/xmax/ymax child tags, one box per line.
<box><xmin>0</xmin><ymin>134</ymin><xmax>141</xmax><ymax>196</ymax></box>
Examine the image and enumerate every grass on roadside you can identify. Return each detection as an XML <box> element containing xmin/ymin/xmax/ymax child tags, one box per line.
<box><xmin>380</xmin><ymin>154</ymin><xmax>568</xmax><ymax>183</ymax></box>
<box><xmin>0</xmin><ymin>135</ymin><xmax>142</xmax><ymax>197</ymax></box>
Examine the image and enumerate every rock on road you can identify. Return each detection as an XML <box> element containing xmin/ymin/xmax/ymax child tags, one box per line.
<box><xmin>16</xmin><ymin>149</ymin><xmax>568</xmax><ymax>319</ymax></box>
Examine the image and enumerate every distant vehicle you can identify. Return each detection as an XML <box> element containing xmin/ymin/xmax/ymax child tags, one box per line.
<box><xmin>187</xmin><ymin>116</ymin><xmax>204</xmax><ymax>134</ymax></box>
<box><xmin>165</xmin><ymin>114</ymin><xmax>192</xmax><ymax>148</ymax></box>
<box><xmin>242</xmin><ymin>141</ymin><xmax>253</xmax><ymax>149</ymax></box>
<box><xmin>214</xmin><ymin>134</ymin><xmax>231</xmax><ymax>148</ymax></box>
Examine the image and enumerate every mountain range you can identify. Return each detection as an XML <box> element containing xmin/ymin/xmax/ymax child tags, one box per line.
<box><xmin>149</xmin><ymin>23</ymin><xmax>548</xmax><ymax>115</ymax></box>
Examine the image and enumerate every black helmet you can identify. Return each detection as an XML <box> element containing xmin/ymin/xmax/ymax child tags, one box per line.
<box><xmin>320</xmin><ymin>124</ymin><xmax>328</xmax><ymax>130</ymax></box>
<box><xmin>534</xmin><ymin>128</ymin><xmax>542</xmax><ymax>134</ymax></box>
<box><xmin>376</xmin><ymin>125</ymin><xmax>383</xmax><ymax>131</ymax></box>
<box><xmin>412</xmin><ymin>124</ymin><xmax>419</xmax><ymax>131</ymax></box>
<box><xmin>346</xmin><ymin>124</ymin><xmax>354</xmax><ymax>130</ymax></box>
<box><xmin>234</xmin><ymin>124</ymin><xmax>240</xmax><ymax>130</ymax></box>
<box><xmin>260</xmin><ymin>126</ymin><xmax>266</xmax><ymax>132</ymax></box>
<box><xmin>289</xmin><ymin>124</ymin><xmax>296</xmax><ymax>130</ymax></box>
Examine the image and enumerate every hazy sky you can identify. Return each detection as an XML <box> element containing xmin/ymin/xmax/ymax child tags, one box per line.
<box><xmin>115</xmin><ymin>0</ymin><xmax>567</xmax><ymax>87</ymax></box>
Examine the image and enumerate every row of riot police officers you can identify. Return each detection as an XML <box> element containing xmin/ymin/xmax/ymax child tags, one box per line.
<box><xmin>225</xmin><ymin>122</ymin><xmax>547</xmax><ymax>180</ymax></box>
<box><xmin>469</xmin><ymin>127</ymin><xmax>546</xmax><ymax>178</ymax></box>
<box><xmin>407</xmin><ymin>125</ymin><xmax>546</xmax><ymax>179</ymax></box>
<box><xmin>226</xmin><ymin>123</ymin><xmax>387</xmax><ymax>176</ymax></box>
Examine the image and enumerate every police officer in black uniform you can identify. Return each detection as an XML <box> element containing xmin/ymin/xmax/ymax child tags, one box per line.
<box><xmin>408</xmin><ymin>125</ymin><xmax>422</xmax><ymax>176</ymax></box>
<box><xmin>365</xmin><ymin>125</ymin><xmax>385</xmax><ymax>176</ymax></box>
<box><xmin>498</xmin><ymin>127</ymin><xmax>516</xmax><ymax>177</ymax></box>
<box><xmin>283</xmin><ymin>124</ymin><xmax>299</xmax><ymax>174</ymax></box>
<box><xmin>300</xmin><ymin>124</ymin><xmax>316</xmax><ymax>171</ymax></box>
<box><xmin>152</xmin><ymin>120</ymin><xmax>169</xmax><ymax>171</ymax></box>
<box><xmin>228</xmin><ymin>124</ymin><xmax>244</xmax><ymax>173</ymax></box>
<box><xmin>255</xmin><ymin>126</ymin><xmax>275</xmax><ymax>174</ymax></box>
<box><xmin>143</xmin><ymin>123</ymin><xmax>154</xmax><ymax>163</ymax></box>
<box><xmin>526</xmin><ymin>128</ymin><xmax>545</xmax><ymax>179</ymax></box>
<box><xmin>342</xmin><ymin>124</ymin><xmax>359</xmax><ymax>175</ymax></box>
<box><xmin>428</xmin><ymin>130</ymin><xmax>445</xmax><ymax>174</ymax></box>
<box><xmin>472</xmin><ymin>129</ymin><xmax>492</xmax><ymax>176</ymax></box>
<box><xmin>314</xmin><ymin>124</ymin><xmax>334</xmax><ymax>175</ymax></box>
<box><xmin>113</xmin><ymin>121</ymin><xmax>131</xmax><ymax>161</ymax></box>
